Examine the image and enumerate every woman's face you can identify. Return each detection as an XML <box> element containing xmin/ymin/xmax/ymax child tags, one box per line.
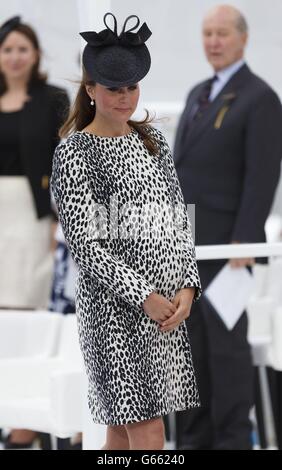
<box><xmin>0</xmin><ymin>31</ymin><xmax>38</xmax><ymax>81</ymax></box>
<box><xmin>88</xmin><ymin>83</ymin><xmax>140</xmax><ymax>125</ymax></box>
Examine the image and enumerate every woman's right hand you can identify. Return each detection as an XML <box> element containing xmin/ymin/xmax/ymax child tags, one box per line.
<box><xmin>142</xmin><ymin>292</ymin><xmax>176</xmax><ymax>324</ymax></box>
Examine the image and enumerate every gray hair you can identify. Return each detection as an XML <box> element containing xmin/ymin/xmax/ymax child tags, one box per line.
<box><xmin>236</xmin><ymin>13</ymin><xmax>248</xmax><ymax>34</ymax></box>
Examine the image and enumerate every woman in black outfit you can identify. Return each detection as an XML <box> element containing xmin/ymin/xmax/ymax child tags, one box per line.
<box><xmin>0</xmin><ymin>16</ymin><xmax>69</xmax><ymax>448</ymax></box>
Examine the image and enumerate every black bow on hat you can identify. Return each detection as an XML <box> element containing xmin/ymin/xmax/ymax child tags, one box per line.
<box><xmin>80</xmin><ymin>13</ymin><xmax>151</xmax><ymax>48</ymax></box>
<box><xmin>80</xmin><ymin>13</ymin><xmax>152</xmax><ymax>87</ymax></box>
<box><xmin>0</xmin><ymin>16</ymin><xmax>21</xmax><ymax>43</ymax></box>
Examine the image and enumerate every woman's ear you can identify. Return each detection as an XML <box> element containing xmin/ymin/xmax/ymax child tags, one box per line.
<box><xmin>85</xmin><ymin>85</ymin><xmax>95</xmax><ymax>100</ymax></box>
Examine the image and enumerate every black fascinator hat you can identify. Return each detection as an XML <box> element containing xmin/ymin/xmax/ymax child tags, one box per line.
<box><xmin>0</xmin><ymin>16</ymin><xmax>21</xmax><ymax>44</ymax></box>
<box><xmin>80</xmin><ymin>13</ymin><xmax>152</xmax><ymax>87</ymax></box>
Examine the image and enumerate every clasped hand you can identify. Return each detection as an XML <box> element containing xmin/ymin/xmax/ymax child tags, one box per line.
<box><xmin>143</xmin><ymin>288</ymin><xmax>195</xmax><ymax>333</ymax></box>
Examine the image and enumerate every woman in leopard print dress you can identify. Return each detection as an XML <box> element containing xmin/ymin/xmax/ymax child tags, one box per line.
<box><xmin>51</xmin><ymin>13</ymin><xmax>201</xmax><ymax>450</ymax></box>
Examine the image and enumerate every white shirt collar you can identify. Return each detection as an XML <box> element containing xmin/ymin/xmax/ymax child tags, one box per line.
<box><xmin>216</xmin><ymin>58</ymin><xmax>245</xmax><ymax>84</ymax></box>
<box><xmin>209</xmin><ymin>59</ymin><xmax>245</xmax><ymax>102</ymax></box>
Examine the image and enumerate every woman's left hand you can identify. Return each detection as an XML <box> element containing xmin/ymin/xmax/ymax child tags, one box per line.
<box><xmin>159</xmin><ymin>287</ymin><xmax>195</xmax><ymax>333</ymax></box>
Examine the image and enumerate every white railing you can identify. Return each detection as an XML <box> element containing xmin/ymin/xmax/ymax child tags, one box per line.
<box><xmin>196</xmin><ymin>242</ymin><xmax>282</xmax><ymax>260</ymax></box>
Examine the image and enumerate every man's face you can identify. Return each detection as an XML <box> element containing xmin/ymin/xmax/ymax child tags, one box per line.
<box><xmin>202</xmin><ymin>12</ymin><xmax>247</xmax><ymax>72</ymax></box>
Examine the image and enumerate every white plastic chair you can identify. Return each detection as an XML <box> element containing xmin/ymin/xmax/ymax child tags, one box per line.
<box><xmin>246</xmin><ymin>260</ymin><xmax>282</xmax><ymax>449</ymax></box>
<box><xmin>0</xmin><ymin>310</ymin><xmax>62</xmax><ymax>359</ymax></box>
<box><xmin>0</xmin><ymin>313</ymin><xmax>84</xmax><ymax>439</ymax></box>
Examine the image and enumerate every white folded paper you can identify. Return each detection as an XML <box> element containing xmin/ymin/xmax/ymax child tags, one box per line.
<box><xmin>205</xmin><ymin>263</ymin><xmax>254</xmax><ymax>330</ymax></box>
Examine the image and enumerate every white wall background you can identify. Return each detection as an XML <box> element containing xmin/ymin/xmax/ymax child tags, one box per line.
<box><xmin>1</xmin><ymin>0</ymin><xmax>282</xmax><ymax>101</ymax></box>
<box><xmin>1</xmin><ymin>0</ymin><xmax>282</xmax><ymax>213</ymax></box>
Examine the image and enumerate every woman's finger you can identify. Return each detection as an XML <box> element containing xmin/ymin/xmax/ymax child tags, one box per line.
<box><xmin>164</xmin><ymin>310</ymin><xmax>173</xmax><ymax>318</ymax></box>
<box><xmin>160</xmin><ymin>321</ymin><xmax>179</xmax><ymax>332</ymax></box>
<box><xmin>162</xmin><ymin>308</ymin><xmax>183</xmax><ymax>327</ymax></box>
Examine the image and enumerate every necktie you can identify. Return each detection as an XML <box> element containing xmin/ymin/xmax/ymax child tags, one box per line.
<box><xmin>193</xmin><ymin>75</ymin><xmax>218</xmax><ymax>121</ymax></box>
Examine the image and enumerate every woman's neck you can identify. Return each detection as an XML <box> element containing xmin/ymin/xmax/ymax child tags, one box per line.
<box><xmin>5</xmin><ymin>77</ymin><xmax>29</xmax><ymax>93</ymax></box>
<box><xmin>85</xmin><ymin>116</ymin><xmax>131</xmax><ymax>137</ymax></box>
<box><xmin>0</xmin><ymin>77</ymin><xmax>30</xmax><ymax>112</ymax></box>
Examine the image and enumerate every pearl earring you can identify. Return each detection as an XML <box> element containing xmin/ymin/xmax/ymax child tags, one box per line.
<box><xmin>90</xmin><ymin>99</ymin><xmax>95</xmax><ymax>106</ymax></box>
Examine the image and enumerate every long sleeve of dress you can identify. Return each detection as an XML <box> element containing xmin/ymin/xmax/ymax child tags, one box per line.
<box><xmin>51</xmin><ymin>141</ymin><xmax>156</xmax><ymax>309</ymax></box>
<box><xmin>158</xmin><ymin>131</ymin><xmax>201</xmax><ymax>300</ymax></box>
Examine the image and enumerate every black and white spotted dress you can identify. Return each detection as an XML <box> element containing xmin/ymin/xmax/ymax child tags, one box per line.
<box><xmin>51</xmin><ymin>126</ymin><xmax>201</xmax><ymax>425</ymax></box>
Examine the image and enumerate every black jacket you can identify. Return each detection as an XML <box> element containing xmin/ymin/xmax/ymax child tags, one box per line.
<box><xmin>19</xmin><ymin>82</ymin><xmax>69</xmax><ymax>218</ymax></box>
<box><xmin>174</xmin><ymin>64</ymin><xmax>282</xmax><ymax>245</ymax></box>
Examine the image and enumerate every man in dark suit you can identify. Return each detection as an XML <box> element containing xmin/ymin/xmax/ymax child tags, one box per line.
<box><xmin>174</xmin><ymin>4</ymin><xmax>282</xmax><ymax>450</ymax></box>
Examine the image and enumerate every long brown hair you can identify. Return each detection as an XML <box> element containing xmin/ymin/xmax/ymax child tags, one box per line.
<box><xmin>0</xmin><ymin>23</ymin><xmax>47</xmax><ymax>95</ymax></box>
<box><xmin>60</xmin><ymin>71</ymin><xmax>158</xmax><ymax>156</ymax></box>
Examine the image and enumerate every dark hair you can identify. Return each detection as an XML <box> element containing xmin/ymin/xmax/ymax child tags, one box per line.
<box><xmin>60</xmin><ymin>69</ymin><xmax>159</xmax><ymax>156</ymax></box>
<box><xmin>0</xmin><ymin>23</ymin><xmax>47</xmax><ymax>95</ymax></box>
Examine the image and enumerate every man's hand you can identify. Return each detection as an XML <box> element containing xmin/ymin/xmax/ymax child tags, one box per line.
<box><xmin>229</xmin><ymin>241</ymin><xmax>255</xmax><ymax>268</ymax></box>
<box><xmin>159</xmin><ymin>287</ymin><xmax>195</xmax><ymax>333</ymax></box>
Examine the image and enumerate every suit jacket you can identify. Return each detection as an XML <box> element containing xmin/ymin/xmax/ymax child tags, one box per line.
<box><xmin>174</xmin><ymin>64</ymin><xmax>282</xmax><ymax>246</ymax></box>
<box><xmin>19</xmin><ymin>82</ymin><xmax>69</xmax><ymax>218</ymax></box>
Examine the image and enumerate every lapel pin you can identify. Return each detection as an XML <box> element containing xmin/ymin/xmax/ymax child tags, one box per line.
<box><xmin>41</xmin><ymin>175</ymin><xmax>49</xmax><ymax>189</ymax></box>
<box><xmin>214</xmin><ymin>105</ymin><xmax>230</xmax><ymax>129</ymax></box>
<box><xmin>214</xmin><ymin>92</ymin><xmax>236</xmax><ymax>129</ymax></box>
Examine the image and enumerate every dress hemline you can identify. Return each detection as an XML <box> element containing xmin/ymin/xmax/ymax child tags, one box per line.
<box><xmin>89</xmin><ymin>402</ymin><xmax>201</xmax><ymax>426</ymax></box>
